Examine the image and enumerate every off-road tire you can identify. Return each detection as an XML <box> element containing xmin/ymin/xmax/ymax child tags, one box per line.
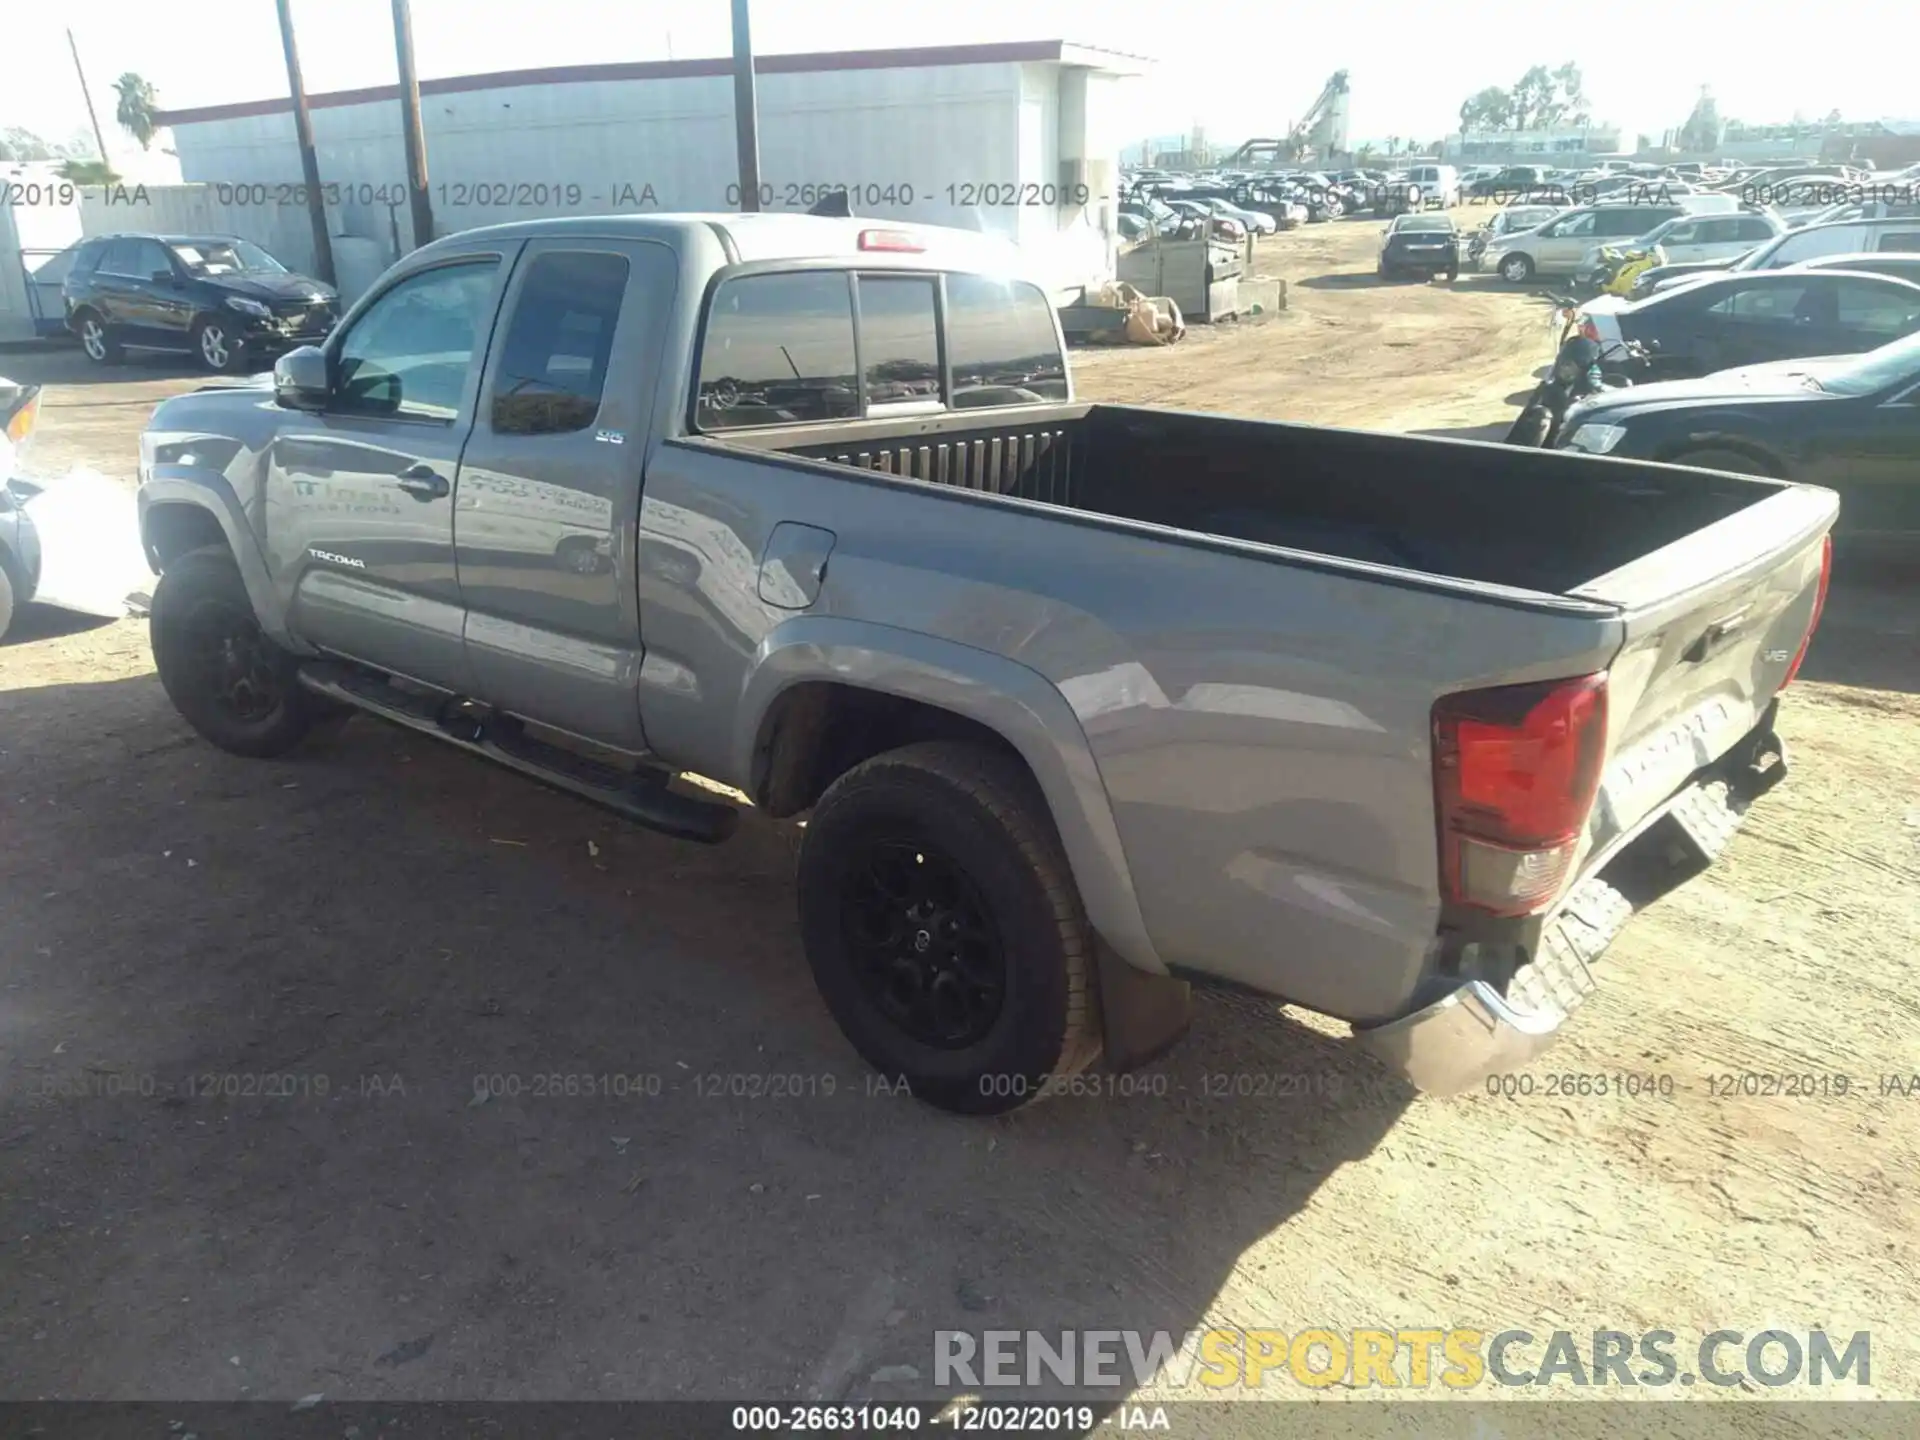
<box><xmin>797</xmin><ymin>741</ymin><xmax>1101</xmax><ymax>1115</ymax></box>
<box><xmin>149</xmin><ymin>544</ymin><xmax>327</xmax><ymax>758</ymax></box>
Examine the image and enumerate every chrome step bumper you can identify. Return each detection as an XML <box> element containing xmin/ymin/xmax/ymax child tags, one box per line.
<box><xmin>1354</xmin><ymin>729</ymin><xmax>1784</xmax><ymax>1097</ymax></box>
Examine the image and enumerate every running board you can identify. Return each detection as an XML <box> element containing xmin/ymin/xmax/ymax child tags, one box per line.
<box><xmin>297</xmin><ymin>662</ymin><xmax>739</xmax><ymax>845</ymax></box>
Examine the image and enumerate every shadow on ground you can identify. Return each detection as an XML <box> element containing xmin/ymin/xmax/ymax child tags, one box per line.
<box><xmin>1799</xmin><ymin>558</ymin><xmax>1920</xmax><ymax>694</ymax></box>
<box><xmin>0</xmin><ymin>342</ymin><xmax>228</xmax><ymax>388</ymax></box>
<box><xmin>0</xmin><ymin>673</ymin><xmax>1409</xmax><ymax>1406</ymax></box>
<box><xmin>0</xmin><ymin>606</ymin><xmax>117</xmax><ymax>648</ymax></box>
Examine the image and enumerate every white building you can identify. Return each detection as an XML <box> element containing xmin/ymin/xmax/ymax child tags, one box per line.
<box><xmin>149</xmin><ymin>41</ymin><xmax>1146</xmax><ymax>303</ymax></box>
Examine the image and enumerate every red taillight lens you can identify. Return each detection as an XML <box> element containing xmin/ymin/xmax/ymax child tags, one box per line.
<box><xmin>857</xmin><ymin>228</ymin><xmax>925</xmax><ymax>252</ymax></box>
<box><xmin>1433</xmin><ymin>674</ymin><xmax>1609</xmax><ymax>916</ymax></box>
<box><xmin>1578</xmin><ymin>316</ymin><xmax>1601</xmax><ymax>342</ymax></box>
<box><xmin>1780</xmin><ymin>534</ymin><xmax>1832</xmax><ymax>689</ymax></box>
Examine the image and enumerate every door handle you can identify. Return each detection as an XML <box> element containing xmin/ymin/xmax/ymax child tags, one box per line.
<box><xmin>393</xmin><ymin>464</ymin><xmax>449</xmax><ymax>499</ymax></box>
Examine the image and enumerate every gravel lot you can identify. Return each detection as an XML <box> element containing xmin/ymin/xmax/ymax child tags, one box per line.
<box><xmin>2</xmin><ymin>213</ymin><xmax>1916</xmax><ymax>1423</ymax></box>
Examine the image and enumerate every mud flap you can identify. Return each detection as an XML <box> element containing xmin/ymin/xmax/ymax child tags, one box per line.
<box><xmin>1094</xmin><ymin>939</ymin><xmax>1192</xmax><ymax>1072</ymax></box>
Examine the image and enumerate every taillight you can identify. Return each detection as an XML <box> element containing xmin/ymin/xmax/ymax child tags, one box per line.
<box><xmin>1432</xmin><ymin>674</ymin><xmax>1609</xmax><ymax>917</ymax></box>
<box><xmin>1578</xmin><ymin>316</ymin><xmax>1601</xmax><ymax>342</ymax></box>
<box><xmin>3</xmin><ymin>387</ymin><xmax>38</xmax><ymax>446</ymax></box>
<box><xmin>1780</xmin><ymin>534</ymin><xmax>1833</xmax><ymax>688</ymax></box>
<box><xmin>857</xmin><ymin>228</ymin><xmax>924</xmax><ymax>252</ymax></box>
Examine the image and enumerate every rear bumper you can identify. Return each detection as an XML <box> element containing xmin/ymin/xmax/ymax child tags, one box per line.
<box><xmin>1355</xmin><ymin>723</ymin><xmax>1786</xmax><ymax>1096</ymax></box>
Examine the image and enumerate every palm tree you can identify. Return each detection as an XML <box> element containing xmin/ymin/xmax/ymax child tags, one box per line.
<box><xmin>113</xmin><ymin>73</ymin><xmax>159</xmax><ymax>151</ymax></box>
<box><xmin>1386</xmin><ymin>135</ymin><xmax>1401</xmax><ymax>157</ymax></box>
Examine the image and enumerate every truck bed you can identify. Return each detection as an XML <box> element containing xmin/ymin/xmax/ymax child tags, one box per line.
<box><xmin>721</xmin><ymin>403</ymin><xmax>1774</xmax><ymax>597</ymax></box>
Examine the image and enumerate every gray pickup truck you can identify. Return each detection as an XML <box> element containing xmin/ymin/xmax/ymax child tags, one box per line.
<box><xmin>137</xmin><ymin>214</ymin><xmax>1836</xmax><ymax>1114</ymax></box>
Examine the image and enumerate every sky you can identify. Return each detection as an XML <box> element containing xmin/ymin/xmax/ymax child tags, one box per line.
<box><xmin>6</xmin><ymin>0</ymin><xmax>1912</xmax><ymax>161</ymax></box>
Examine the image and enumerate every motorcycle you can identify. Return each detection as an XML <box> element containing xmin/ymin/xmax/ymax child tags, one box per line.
<box><xmin>1503</xmin><ymin>332</ymin><xmax>1652</xmax><ymax>447</ymax></box>
<box><xmin>1575</xmin><ymin>244</ymin><xmax>1665</xmax><ymax>298</ymax></box>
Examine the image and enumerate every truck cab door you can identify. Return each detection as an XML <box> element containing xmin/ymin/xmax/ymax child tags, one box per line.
<box><xmin>265</xmin><ymin>247</ymin><xmax>516</xmax><ymax>694</ymax></box>
<box><xmin>453</xmin><ymin>237</ymin><xmax>679</xmax><ymax>751</ymax></box>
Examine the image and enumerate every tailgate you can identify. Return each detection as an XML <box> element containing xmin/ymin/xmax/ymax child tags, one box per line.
<box><xmin>1568</xmin><ymin>477</ymin><xmax>1835</xmax><ymax>859</ymax></box>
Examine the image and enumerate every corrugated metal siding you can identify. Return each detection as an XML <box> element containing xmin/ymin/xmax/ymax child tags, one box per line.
<box><xmin>165</xmin><ymin>62</ymin><xmax>1118</xmax><ymax>295</ymax></box>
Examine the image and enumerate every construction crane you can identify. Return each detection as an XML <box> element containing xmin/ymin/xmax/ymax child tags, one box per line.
<box><xmin>1224</xmin><ymin>71</ymin><xmax>1351</xmax><ymax>167</ymax></box>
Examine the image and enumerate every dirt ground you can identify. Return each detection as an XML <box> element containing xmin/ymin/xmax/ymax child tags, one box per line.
<box><xmin>2</xmin><ymin>212</ymin><xmax>1916</xmax><ymax>1427</ymax></box>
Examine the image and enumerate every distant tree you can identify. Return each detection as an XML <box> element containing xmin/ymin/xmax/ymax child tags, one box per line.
<box><xmin>1385</xmin><ymin>135</ymin><xmax>1401</xmax><ymax>156</ymax></box>
<box><xmin>1355</xmin><ymin>142</ymin><xmax>1376</xmax><ymax>165</ymax></box>
<box><xmin>0</xmin><ymin>126</ymin><xmax>58</xmax><ymax>161</ymax></box>
<box><xmin>1679</xmin><ymin>89</ymin><xmax>1722</xmax><ymax>152</ymax></box>
<box><xmin>1459</xmin><ymin>86</ymin><xmax>1514</xmax><ymax>133</ymax></box>
<box><xmin>113</xmin><ymin>73</ymin><xmax>161</xmax><ymax>150</ymax></box>
<box><xmin>1461</xmin><ymin>63</ymin><xmax>1583</xmax><ymax>134</ymax></box>
<box><xmin>1551</xmin><ymin>63</ymin><xmax>1589</xmax><ymax>125</ymax></box>
<box><xmin>57</xmin><ymin>158</ymin><xmax>120</xmax><ymax>184</ymax></box>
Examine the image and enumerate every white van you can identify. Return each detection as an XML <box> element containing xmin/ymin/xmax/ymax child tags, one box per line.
<box><xmin>1406</xmin><ymin>165</ymin><xmax>1461</xmax><ymax>209</ymax></box>
<box><xmin>1646</xmin><ymin>216</ymin><xmax>1920</xmax><ymax>293</ymax></box>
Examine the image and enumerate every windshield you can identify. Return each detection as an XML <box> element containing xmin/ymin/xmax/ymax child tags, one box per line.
<box><xmin>1808</xmin><ymin>329</ymin><xmax>1920</xmax><ymax>396</ymax></box>
<box><xmin>1730</xmin><ymin>233</ymin><xmax>1790</xmax><ymax>272</ymax></box>
<box><xmin>168</xmin><ymin>239</ymin><xmax>288</xmax><ymax>275</ymax></box>
<box><xmin>1395</xmin><ymin>216</ymin><xmax>1453</xmax><ymax>233</ymax></box>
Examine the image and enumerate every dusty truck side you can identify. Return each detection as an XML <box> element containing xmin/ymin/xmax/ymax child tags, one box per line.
<box><xmin>137</xmin><ymin>214</ymin><xmax>1835</xmax><ymax>1114</ymax></box>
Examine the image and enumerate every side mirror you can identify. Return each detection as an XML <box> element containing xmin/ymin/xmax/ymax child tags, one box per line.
<box><xmin>151</xmin><ymin>269</ymin><xmax>176</xmax><ymax>284</ymax></box>
<box><xmin>274</xmin><ymin>346</ymin><xmax>331</xmax><ymax>412</ymax></box>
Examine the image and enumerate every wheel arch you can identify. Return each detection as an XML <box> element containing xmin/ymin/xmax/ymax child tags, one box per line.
<box><xmin>735</xmin><ymin>616</ymin><xmax>1165</xmax><ymax>976</ymax></box>
<box><xmin>138</xmin><ymin>482</ymin><xmax>299</xmax><ymax>647</ymax></box>
<box><xmin>1653</xmin><ymin>436</ymin><xmax>1788</xmax><ymax>477</ymax></box>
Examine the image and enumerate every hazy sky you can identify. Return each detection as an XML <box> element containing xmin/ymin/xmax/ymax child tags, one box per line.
<box><xmin>7</xmin><ymin>0</ymin><xmax>1911</xmax><ymax>157</ymax></box>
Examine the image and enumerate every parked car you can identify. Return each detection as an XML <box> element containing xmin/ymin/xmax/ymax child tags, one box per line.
<box><xmin>63</xmin><ymin>233</ymin><xmax>339</xmax><ymax>373</ymax></box>
<box><xmin>1556</xmin><ymin>328</ymin><xmax>1920</xmax><ymax>546</ymax></box>
<box><xmin>1638</xmin><ymin>217</ymin><xmax>1920</xmax><ymax>296</ymax></box>
<box><xmin>1198</xmin><ymin>197</ymin><xmax>1278</xmax><ymax>236</ymax></box>
<box><xmin>1790</xmin><ymin>252</ymin><xmax>1920</xmax><ymax>285</ymax></box>
<box><xmin>1573</xmin><ymin>269</ymin><xmax>1920</xmax><ymax>380</ymax></box>
<box><xmin>1165</xmin><ymin>199</ymin><xmax>1247</xmax><ymax>242</ymax></box>
<box><xmin>1466</xmin><ymin>203</ymin><xmax>1570</xmax><ymax>263</ymax></box>
<box><xmin>0</xmin><ymin>378</ymin><xmax>152</xmax><ymax>642</ymax></box>
<box><xmin>134</xmin><ymin>211</ymin><xmax>1832</xmax><ymax>1110</ymax></box>
<box><xmin>1470</xmin><ymin>165</ymin><xmax>1553</xmax><ymax>199</ymax></box>
<box><xmin>1481</xmin><ymin>200</ymin><xmax>1704</xmax><ymax>281</ymax></box>
<box><xmin>1378</xmin><ymin>213</ymin><xmax>1460</xmax><ymax>280</ymax></box>
<box><xmin>1583</xmin><ymin>210</ymin><xmax>1784</xmax><ymax>274</ymax></box>
<box><xmin>1406</xmin><ymin>164</ymin><xmax>1462</xmax><ymax>208</ymax></box>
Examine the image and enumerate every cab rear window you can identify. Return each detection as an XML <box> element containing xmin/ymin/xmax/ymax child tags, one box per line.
<box><xmin>694</xmin><ymin>269</ymin><xmax>1066</xmax><ymax>431</ymax></box>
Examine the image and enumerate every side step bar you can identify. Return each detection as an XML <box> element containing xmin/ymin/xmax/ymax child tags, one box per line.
<box><xmin>298</xmin><ymin>662</ymin><xmax>739</xmax><ymax>845</ymax></box>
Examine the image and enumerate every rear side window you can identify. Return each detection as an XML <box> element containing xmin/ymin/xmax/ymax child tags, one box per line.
<box><xmin>1834</xmin><ymin>278</ymin><xmax>1920</xmax><ymax>336</ymax></box>
<box><xmin>98</xmin><ymin>239</ymin><xmax>142</xmax><ymax>276</ymax></box>
<box><xmin>1735</xmin><ymin>216</ymin><xmax>1778</xmax><ymax>242</ymax></box>
<box><xmin>856</xmin><ymin>275</ymin><xmax>941</xmax><ymax>407</ymax></box>
<box><xmin>71</xmin><ymin>239</ymin><xmax>109</xmax><ymax>275</ymax></box>
<box><xmin>490</xmin><ymin>250</ymin><xmax>629</xmax><ymax>435</ymax></box>
<box><xmin>1878</xmin><ymin>231</ymin><xmax>1920</xmax><ymax>252</ymax></box>
<box><xmin>697</xmin><ymin>272</ymin><xmax>858</xmax><ymax>431</ymax></box>
<box><xmin>945</xmin><ymin>274</ymin><xmax>1068</xmax><ymax>409</ymax></box>
<box><xmin>1709</xmin><ymin>282</ymin><xmax>1814</xmax><ymax>321</ymax></box>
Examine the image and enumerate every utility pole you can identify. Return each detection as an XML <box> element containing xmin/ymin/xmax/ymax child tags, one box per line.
<box><xmin>65</xmin><ymin>29</ymin><xmax>111</xmax><ymax>164</ymax></box>
<box><xmin>729</xmin><ymin>0</ymin><xmax>761</xmax><ymax>211</ymax></box>
<box><xmin>391</xmin><ymin>0</ymin><xmax>435</xmax><ymax>248</ymax></box>
<box><xmin>274</xmin><ymin>0</ymin><xmax>337</xmax><ymax>285</ymax></box>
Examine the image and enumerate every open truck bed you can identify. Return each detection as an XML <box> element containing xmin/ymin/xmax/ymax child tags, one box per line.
<box><xmin>694</xmin><ymin>400</ymin><xmax>1834</xmax><ymax>1089</ymax></box>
